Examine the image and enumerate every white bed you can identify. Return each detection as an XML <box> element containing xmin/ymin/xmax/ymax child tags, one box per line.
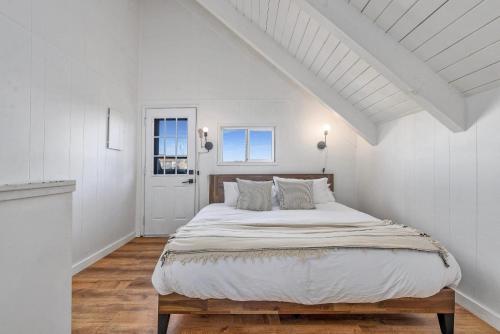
<box><xmin>152</xmin><ymin>202</ymin><xmax>461</xmax><ymax>304</ymax></box>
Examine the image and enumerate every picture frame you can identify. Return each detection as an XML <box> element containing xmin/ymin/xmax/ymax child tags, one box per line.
<box><xmin>107</xmin><ymin>108</ymin><xmax>124</xmax><ymax>151</ymax></box>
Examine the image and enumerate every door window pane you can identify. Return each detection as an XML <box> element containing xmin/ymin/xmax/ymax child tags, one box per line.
<box><xmin>177</xmin><ymin>138</ymin><xmax>187</xmax><ymax>156</ymax></box>
<box><xmin>165</xmin><ymin>119</ymin><xmax>176</xmax><ymax>137</ymax></box>
<box><xmin>177</xmin><ymin>158</ymin><xmax>188</xmax><ymax>174</ymax></box>
<box><xmin>154</xmin><ymin>157</ymin><xmax>164</xmax><ymax>174</ymax></box>
<box><xmin>154</xmin><ymin>138</ymin><xmax>165</xmax><ymax>155</ymax></box>
<box><xmin>155</xmin><ymin>119</ymin><xmax>169</xmax><ymax>137</ymax></box>
<box><xmin>177</xmin><ymin>118</ymin><xmax>188</xmax><ymax>137</ymax></box>
<box><xmin>222</xmin><ymin>129</ymin><xmax>246</xmax><ymax>162</ymax></box>
<box><xmin>165</xmin><ymin>137</ymin><xmax>176</xmax><ymax>156</ymax></box>
<box><xmin>161</xmin><ymin>157</ymin><xmax>176</xmax><ymax>174</ymax></box>
<box><xmin>249</xmin><ymin>130</ymin><xmax>273</xmax><ymax>161</ymax></box>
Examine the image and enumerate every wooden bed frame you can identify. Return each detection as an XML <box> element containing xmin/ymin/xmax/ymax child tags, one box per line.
<box><xmin>157</xmin><ymin>174</ymin><xmax>455</xmax><ymax>334</ymax></box>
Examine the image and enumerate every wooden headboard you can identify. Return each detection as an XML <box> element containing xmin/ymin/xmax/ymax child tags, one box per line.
<box><xmin>209</xmin><ymin>174</ymin><xmax>334</xmax><ymax>204</ymax></box>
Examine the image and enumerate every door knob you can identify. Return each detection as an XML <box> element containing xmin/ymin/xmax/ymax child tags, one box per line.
<box><xmin>182</xmin><ymin>179</ymin><xmax>194</xmax><ymax>184</ymax></box>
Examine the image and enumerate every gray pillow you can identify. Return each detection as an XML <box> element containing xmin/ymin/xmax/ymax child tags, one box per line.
<box><xmin>236</xmin><ymin>179</ymin><xmax>273</xmax><ymax>211</ymax></box>
<box><xmin>276</xmin><ymin>179</ymin><xmax>315</xmax><ymax>210</ymax></box>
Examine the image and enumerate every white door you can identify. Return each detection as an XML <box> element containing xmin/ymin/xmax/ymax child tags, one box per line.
<box><xmin>144</xmin><ymin>108</ymin><xmax>196</xmax><ymax>235</ymax></box>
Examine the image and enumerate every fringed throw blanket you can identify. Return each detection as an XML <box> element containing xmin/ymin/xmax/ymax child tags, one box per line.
<box><xmin>160</xmin><ymin>219</ymin><xmax>449</xmax><ymax>267</ymax></box>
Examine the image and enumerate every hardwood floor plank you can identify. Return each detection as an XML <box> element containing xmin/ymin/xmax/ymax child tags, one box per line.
<box><xmin>72</xmin><ymin>237</ymin><xmax>498</xmax><ymax>334</ymax></box>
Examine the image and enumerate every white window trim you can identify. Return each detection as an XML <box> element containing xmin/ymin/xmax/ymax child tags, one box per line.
<box><xmin>218</xmin><ymin>126</ymin><xmax>276</xmax><ymax>166</ymax></box>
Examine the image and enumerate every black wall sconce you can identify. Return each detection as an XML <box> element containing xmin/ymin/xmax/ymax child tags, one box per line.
<box><xmin>317</xmin><ymin>124</ymin><xmax>330</xmax><ymax>150</ymax></box>
<box><xmin>199</xmin><ymin>127</ymin><xmax>213</xmax><ymax>152</ymax></box>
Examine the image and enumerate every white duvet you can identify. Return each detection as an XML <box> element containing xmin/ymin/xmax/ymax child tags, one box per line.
<box><xmin>152</xmin><ymin>202</ymin><xmax>461</xmax><ymax>304</ymax></box>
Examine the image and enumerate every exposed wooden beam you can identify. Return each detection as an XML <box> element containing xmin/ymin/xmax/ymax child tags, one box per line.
<box><xmin>301</xmin><ymin>0</ymin><xmax>466</xmax><ymax>132</ymax></box>
<box><xmin>195</xmin><ymin>0</ymin><xmax>378</xmax><ymax>145</ymax></box>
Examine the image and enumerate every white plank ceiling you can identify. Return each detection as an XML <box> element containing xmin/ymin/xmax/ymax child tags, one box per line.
<box><xmin>348</xmin><ymin>0</ymin><xmax>500</xmax><ymax>96</ymax></box>
<box><xmin>228</xmin><ymin>0</ymin><xmax>423</xmax><ymax>124</ymax></box>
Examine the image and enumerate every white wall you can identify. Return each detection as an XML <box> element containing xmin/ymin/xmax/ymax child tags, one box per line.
<box><xmin>0</xmin><ymin>0</ymin><xmax>140</xmax><ymax>271</ymax></box>
<box><xmin>0</xmin><ymin>182</ymin><xmax>74</xmax><ymax>334</ymax></box>
<box><xmin>356</xmin><ymin>86</ymin><xmax>500</xmax><ymax>329</ymax></box>
<box><xmin>137</xmin><ymin>0</ymin><xmax>361</xmax><ymax>230</ymax></box>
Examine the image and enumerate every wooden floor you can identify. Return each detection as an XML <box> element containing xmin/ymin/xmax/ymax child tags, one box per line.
<box><xmin>72</xmin><ymin>237</ymin><xmax>498</xmax><ymax>334</ymax></box>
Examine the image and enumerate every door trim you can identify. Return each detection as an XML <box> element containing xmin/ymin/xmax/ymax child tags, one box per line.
<box><xmin>137</xmin><ymin>104</ymin><xmax>198</xmax><ymax>237</ymax></box>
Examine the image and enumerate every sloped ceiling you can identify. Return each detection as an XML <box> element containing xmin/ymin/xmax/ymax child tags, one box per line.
<box><xmin>349</xmin><ymin>0</ymin><xmax>500</xmax><ymax>96</ymax></box>
<box><xmin>194</xmin><ymin>0</ymin><xmax>498</xmax><ymax>144</ymax></box>
<box><xmin>229</xmin><ymin>0</ymin><xmax>423</xmax><ymax>125</ymax></box>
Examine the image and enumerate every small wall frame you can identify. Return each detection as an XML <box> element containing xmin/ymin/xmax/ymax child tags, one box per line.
<box><xmin>107</xmin><ymin>108</ymin><xmax>124</xmax><ymax>151</ymax></box>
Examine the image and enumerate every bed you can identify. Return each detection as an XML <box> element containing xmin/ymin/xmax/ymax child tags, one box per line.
<box><xmin>152</xmin><ymin>174</ymin><xmax>461</xmax><ymax>334</ymax></box>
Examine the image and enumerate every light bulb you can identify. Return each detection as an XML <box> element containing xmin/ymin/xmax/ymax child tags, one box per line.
<box><xmin>202</xmin><ymin>127</ymin><xmax>208</xmax><ymax>134</ymax></box>
<box><xmin>322</xmin><ymin>124</ymin><xmax>330</xmax><ymax>134</ymax></box>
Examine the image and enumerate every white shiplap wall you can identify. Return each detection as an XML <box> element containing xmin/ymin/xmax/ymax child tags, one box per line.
<box><xmin>0</xmin><ymin>0</ymin><xmax>140</xmax><ymax>271</ymax></box>
<box><xmin>228</xmin><ymin>0</ymin><xmax>423</xmax><ymax>124</ymax></box>
<box><xmin>350</xmin><ymin>0</ymin><xmax>500</xmax><ymax>96</ymax></box>
<box><xmin>356</xmin><ymin>86</ymin><xmax>500</xmax><ymax>330</ymax></box>
<box><xmin>137</xmin><ymin>0</ymin><xmax>361</xmax><ymax>229</ymax></box>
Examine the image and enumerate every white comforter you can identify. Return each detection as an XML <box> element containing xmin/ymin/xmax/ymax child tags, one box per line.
<box><xmin>152</xmin><ymin>203</ymin><xmax>461</xmax><ymax>304</ymax></box>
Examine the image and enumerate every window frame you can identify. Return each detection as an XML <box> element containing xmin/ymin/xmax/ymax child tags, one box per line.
<box><xmin>152</xmin><ymin>117</ymin><xmax>189</xmax><ymax>176</ymax></box>
<box><xmin>218</xmin><ymin>125</ymin><xmax>276</xmax><ymax>165</ymax></box>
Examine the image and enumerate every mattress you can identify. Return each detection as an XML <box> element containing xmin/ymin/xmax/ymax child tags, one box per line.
<box><xmin>152</xmin><ymin>202</ymin><xmax>461</xmax><ymax>304</ymax></box>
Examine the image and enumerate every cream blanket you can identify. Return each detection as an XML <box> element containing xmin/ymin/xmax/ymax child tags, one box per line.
<box><xmin>161</xmin><ymin>219</ymin><xmax>449</xmax><ymax>267</ymax></box>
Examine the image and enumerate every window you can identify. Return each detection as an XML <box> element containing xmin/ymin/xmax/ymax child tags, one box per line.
<box><xmin>153</xmin><ymin>118</ymin><xmax>188</xmax><ymax>175</ymax></box>
<box><xmin>220</xmin><ymin>126</ymin><xmax>275</xmax><ymax>164</ymax></box>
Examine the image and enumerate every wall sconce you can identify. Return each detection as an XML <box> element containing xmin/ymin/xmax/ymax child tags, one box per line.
<box><xmin>317</xmin><ymin>124</ymin><xmax>330</xmax><ymax>150</ymax></box>
<box><xmin>198</xmin><ymin>127</ymin><xmax>213</xmax><ymax>152</ymax></box>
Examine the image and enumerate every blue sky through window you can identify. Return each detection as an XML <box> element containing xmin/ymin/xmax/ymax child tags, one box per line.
<box><xmin>249</xmin><ymin>130</ymin><xmax>272</xmax><ymax>160</ymax></box>
<box><xmin>222</xmin><ymin>129</ymin><xmax>246</xmax><ymax>161</ymax></box>
<box><xmin>222</xmin><ymin>128</ymin><xmax>273</xmax><ymax>162</ymax></box>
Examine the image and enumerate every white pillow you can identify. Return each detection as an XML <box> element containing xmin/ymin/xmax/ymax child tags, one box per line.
<box><xmin>223</xmin><ymin>182</ymin><xmax>239</xmax><ymax>206</ymax></box>
<box><xmin>271</xmin><ymin>185</ymin><xmax>280</xmax><ymax>207</ymax></box>
<box><xmin>313</xmin><ymin>178</ymin><xmax>335</xmax><ymax>204</ymax></box>
<box><xmin>273</xmin><ymin>176</ymin><xmax>335</xmax><ymax>204</ymax></box>
<box><xmin>328</xmin><ymin>183</ymin><xmax>336</xmax><ymax>202</ymax></box>
<box><xmin>224</xmin><ymin>181</ymin><xmax>280</xmax><ymax>207</ymax></box>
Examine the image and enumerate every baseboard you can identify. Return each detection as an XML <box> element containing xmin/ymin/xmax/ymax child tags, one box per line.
<box><xmin>72</xmin><ymin>231</ymin><xmax>136</xmax><ymax>275</ymax></box>
<box><xmin>456</xmin><ymin>289</ymin><xmax>500</xmax><ymax>330</ymax></box>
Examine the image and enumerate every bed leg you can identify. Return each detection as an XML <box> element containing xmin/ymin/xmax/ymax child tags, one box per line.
<box><xmin>437</xmin><ymin>313</ymin><xmax>454</xmax><ymax>334</ymax></box>
<box><xmin>158</xmin><ymin>314</ymin><xmax>170</xmax><ymax>334</ymax></box>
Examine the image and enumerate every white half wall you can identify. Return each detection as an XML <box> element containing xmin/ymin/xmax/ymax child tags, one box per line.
<box><xmin>0</xmin><ymin>1</ymin><xmax>140</xmax><ymax>271</ymax></box>
<box><xmin>356</xmin><ymin>86</ymin><xmax>500</xmax><ymax>330</ymax></box>
<box><xmin>0</xmin><ymin>182</ymin><xmax>75</xmax><ymax>334</ymax></box>
<box><xmin>136</xmin><ymin>0</ymin><xmax>361</xmax><ymax>232</ymax></box>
